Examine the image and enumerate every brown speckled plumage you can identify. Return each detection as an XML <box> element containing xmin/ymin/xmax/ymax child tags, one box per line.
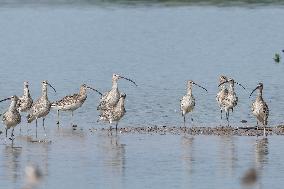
<box><xmin>250</xmin><ymin>83</ymin><xmax>269</xmax><ymax>136</ymax></box>
<box><xmin>17</xmin><ymin>81</ymin><xmax>33</xmax><ymax>112</ymax></box>
<box><xmin>180</xmin><ymin>80</ymin><xmax>207</xmax><ymax>126</ymax></box>
<box><xmin>26</xmin><ymin>80</ymin><xmax>56</xmax><ymax>138</ymax></box>
<box><xmin>2</xmin><ymin>96</ymin><xmax>21</xmax><ymax>129</ymax></box>
<box><xmin>97</xmin><ymin>74</ymin><xmax>137</xmax><ymax>111</ymax></box>
<box><xmin>99</xmin><ymin>93</ymin><xmax>126</xmax><ymax>130</ymax></box>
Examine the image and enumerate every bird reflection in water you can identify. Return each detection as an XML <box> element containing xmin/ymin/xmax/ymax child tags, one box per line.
<box><xmin>241</xmin><ymin>137</ymin><xmax>269</xmax><ymax>188</ymax></box>
<box><xmin>22</xmin><ymin>164</ymin><xmax>43</xmax><ymax>189</ymax></box>
<box><xmin>181</xmin><ymin>136</ymin><xmax>195</xmax><ymax>175</ymax></box>
<box><xmin>98</xmin><ymin>132</ymin><xmax>126</xmax><ymax>187</ymax></box>
<box><xmin>217</xmin><ymin>136</ymin><xmax>237</xmax><ymax>177</ymax></box>
<box><xmin>2</xmin><ymin>146</ymin><xmax>22</xmax><ymax>183</ymax></box>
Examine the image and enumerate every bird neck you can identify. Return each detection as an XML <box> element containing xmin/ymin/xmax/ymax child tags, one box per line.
<box><xmin>187</xmin><ymin>87</ymin><xmax>192</xmax><ymax>95</ymax></box>
<box><xmin>257</xmin><ymin>88</ymin><xmax>263</xmax><ymax>98</ymax></box>
<box><xmin>42</xmin><ymin>86</ymin><xmax>48</xmax><ymax>99</ymax></box>
<box><xmin>79</xmin><ymin>87</ymin><xmax>87</xmax><ymax>97</ymax></box>
<box><xmin>9</xmin><ymin>100</ymin><xmax>17</xmax><ymax>111</ymax></box>
<box><xmin>112</xmin><ymin>80</ymin><xmax>118</xmax><ymax>89</ymax></box>
<box><xmin>228</xmin><ymin>83</ymin><xmax>235</xmax><ymax>93</ymax></box>
<box><xmin>24</xmin><ymin>86</ymin><xmax>30</xmax><ymax>97</ymax></box>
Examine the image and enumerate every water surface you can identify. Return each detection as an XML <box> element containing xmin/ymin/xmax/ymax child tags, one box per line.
<box><xmin>0</xmin><ymin>3</ymin><xmax>284</xmax><ymax>189</ymax></box>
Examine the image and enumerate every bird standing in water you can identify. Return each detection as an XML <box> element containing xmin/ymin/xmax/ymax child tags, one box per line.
<box><xmin>27</xmin><ymin>80</ymin><xmax>56</xmax><ymax>139</ymax></box>
<box><xmin>52</xmin><ymin>84</ymin><xmax>102</xmax><ymax>126</ymax></box>
<box><xmin>99</xmin><ymin>93</ymin><xmax>126</xmax><ymax>131</ymax></box>
<box><xmin>1</xmin><ymin>95</ymin><xmax>21</xmax><ymax>146</ymax></box>
<box><xmin>17</xmin><ymin>81</ymin><xmax>33</xmax><ymax>133</ymax></box>
<box><xmin>218</xmin><ymin>78</ymin><xmax>246</xmax><ymax>126</ymax></box>
<box><xmin>180</xmin><ymin>80</ymin><xmax>207</xmax><ymax>127</ymax></box>
<box><xmin>97</xmin><ymin>74</ymin><xmax>137</xmax><ymax>111</ymax></box>
<box><xmin>250</xmin><ymin>83</ymin><xmax>269</xmax><ymax>136</ymax></box>
<box><xmin>216</xmin><ymin>75</ymin><xmax>229</xmax><ymax>120</ymax></box>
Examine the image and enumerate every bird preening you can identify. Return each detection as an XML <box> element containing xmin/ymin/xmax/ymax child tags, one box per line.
<box><xmin>0</xmin><ymin>74</ymin><xmax>271</xmax><ymax>147</ymax></box>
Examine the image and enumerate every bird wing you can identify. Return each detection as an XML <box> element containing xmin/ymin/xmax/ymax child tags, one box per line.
<box><xmin>52</xmin><ymin>93</ymin><xmax>80</xmax><ymax>107</ymax></box>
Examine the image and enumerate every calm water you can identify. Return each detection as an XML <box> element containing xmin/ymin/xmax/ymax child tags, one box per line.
<box><xmin>0</xmin><ymin>3</ymin><xmax>284</xmax><ymax>189</ymax></box>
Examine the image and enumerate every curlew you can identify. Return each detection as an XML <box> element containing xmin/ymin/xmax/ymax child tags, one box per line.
<box><xmin>0</xmin><ymin>95</ymin><xmax>21</xmax><ymax>146</ymax></box>
<box><xmin>180</xmin><ymin>80</ymin><xmax>207</xmax><ymax>127</ymax></box>
<box><xmin>17</xmin><ymin>81</ymin><xmax>33</xmax><ymax>112</ymax></box>
<box><xmin>99</xmin><ymin>93</ymin><xmax>126</xmax><ymax>131</ymax></box>
<box><xmin>51</xmin><ymin>84</ymin><xmax>102</xmax><ymax>125</ymax></box>
<box><xmin>17</xmin><ymin>81</ymin><xmax>33</xmax><ymax>133</ymax></box>
<box><xmin>218</xmin><ymin>78</ymin><xmax>246</xmax><ymax>126</ymax></box>
<box><xmin>250</xmin><ymin>83</ymin><xmax>269</xmax><ymax>136</ymax></box>
<box><xmin>27</xmin><ymin>80</ymin><xmax>56</xmax><ymax>138</ymax></box>
<box><xmin>216</xmin><ymin>75</ymin><xmax>229</xmax><ymax>120</ymax></box>
<box><xmin>97</xmin><ymin>74</ymin><xmax>137</xmax><ymax>111</ymax></box>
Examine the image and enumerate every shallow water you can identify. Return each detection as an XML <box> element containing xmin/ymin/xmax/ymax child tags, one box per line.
<box><xmin>0</xmin><ymin>3</ymin><xmax>284</xmax><ymax>189</ymax></box>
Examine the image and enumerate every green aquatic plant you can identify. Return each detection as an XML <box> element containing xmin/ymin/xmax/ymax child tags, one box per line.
<box><xmin>273</xmin><ymin>53</ymin><xmax>280</xmax><ymax>63</ymax></box>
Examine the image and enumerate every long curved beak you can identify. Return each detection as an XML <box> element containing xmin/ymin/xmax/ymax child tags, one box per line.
<box><xmin>0</xmin><ymin>97</ymin><xmax>11</xmax><ymax>103</ymax></box>
<box><xmin>234</xmin><ymin>81</ymin><xmax>246</xmax><ymax>90</ymax></box>
<box><xmin>218</xmin><ymin>80</ymin><xmax>228</xmax><ymax>87</ymax></box>
<box><xmin>218</xmin><ymin>80</ymin><xmax>246</xmax><ymax>91</ymax></box>
<box><xmin>249</xmin><ymin>86</ymin><xmax>259</xmax><ymax>98</ymax></box>
<box><xmin>86</xmin><ymin>86</ymin><xmax>103</xmax><ymax>96</ymax></box>
<box><xmin>119</xmin><ymin>76</ymin><xmax>138</xmax><ymax>87</ymax></box>
<box><xmin>193</xmin><ymin>82</ymin><xmax>208</xmax><ymax>92</ymax></box>
<box><xmin>47</xmin><ymin>83</ymin><xmax>57</xmax><ymax>93</ymax></box>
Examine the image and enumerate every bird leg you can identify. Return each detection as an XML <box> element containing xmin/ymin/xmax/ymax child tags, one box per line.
<box><xmin>5</xmin><ymin>128</ymin><xmax>8</xmax><ymax>141</ymax></box>
<box><xmin>42</xmin><ymin>118</ymin><xmax>47</xmax><ymax>137</ymax></box>
<box><xmin>220</xmin><ymin>110</ymin><xmax>223</xmax><ymax>120</ymax></box>
<box><xmin>56</xmin><ymin>110</ymin><xmax>60</xmax><ymax>126</ymax></box>
<box><xmin>71</xmin><ymin>111</ymin><xmax>74</xmax><ymax>127</ymax></box>
<box><xmin>115</xmin><ymin>122</ymin><xmax>118</xmax><ymax>132</ymax></box>
<box><xmin>263</xmin><ymin>125</ymin><xmax>266</xmax><ymax>137</ymax></box>
<box><xmin>183</xmin><ymin>115</ymin><xmax>186</xmax><ymax>127</ymax></box>
<box><xmin>10</xmin><ymin>127</ymin><xmax>15</xmax><ymax>147</ymax></box>
<box><xmin>36</xmin><ymin>119</ymin><xmax>38</xmax><ymax>139</ymax></box>
<box><xmin>226</xmin><ymin>111</ymin><xmax>230</xmax><ymax>127</ymax></box>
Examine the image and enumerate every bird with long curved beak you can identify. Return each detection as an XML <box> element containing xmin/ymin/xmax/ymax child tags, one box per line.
<box><xmin>97</xmin><ymin>73</ymin><xmax>137</xmax><ymax>111</ymax></box>
<box><xmin>249</xmin><ymin>83</ymin><xmax>269</xmax><ymax>137</ymax></box>
<box><xmin>51</xmin><ymin>84</ymin><xmax>102</xmax><ymax>126</ymax></box>
<box><xmin>27</xmin><ymin>80</ymin><xmax>56</xmax><ymax>139</ymax></box>
<box><xmin>218</xmin><ymin>78</ymin><xmax>246</xmax><ymax>126</ymax></box>
<box><xmin>0</xmin><ymin>95</ymin><xmax>21</xmax><ymax>146</ymax></box>
<box><xmin>216</xmin><ymin>75</ymin><xmax>229</xmax><ymax>120</ymax></box>
<box><xmin>17</xmin><ymin>81</ymin><xmax>33</xmax><ymax>133</ymax></box>
<box><xmin>99</xmin><ymin>93</ymin><xmax>127</xmax><ymax>131</ymax></box>
<box><xmin>180</xmin><ymin>80</ymin><xmax>208</xmax><ymax>127</ymax></box>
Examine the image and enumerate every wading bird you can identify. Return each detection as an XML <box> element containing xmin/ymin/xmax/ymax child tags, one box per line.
<box><xmin>250</xmin><ymin>83</ymin><xmax>269</xmax><ymax>136</ymax></box>
<box><xmin>17</xmin><ymin>81</ymin><xmax>33</xmax><ymax>112</ymax></box>
<box><xmin>0</xmin><ymin>95</ymin><xmax>21</xmax><ymax>146</ymax></box>
<box><xmin>97</xmin><ymin>74</ymin><xmax>137</xmax><ymax>111</ymax></box>
<box><xmin>27</xmin><ymin>80</ymin><xmax>56</xmax><ymax>139</ymax></box>
<box><xmin>216</xmin><ymin>75</ymin><xmax>229</xmax><ymax>120</ymax></box>
<box><xmin>17</xmin><ymin>81</ymin><xmax>33</xmax><ymax>132</ymax></box>
<box><xmin>218</xmin><ymin>78</ymin><xmax>246</xmax><ymax>126</ymax></box>
<box><xmin>51</xmin><ymin>84</ymin><xmax>102</xmax><ymax>125</ymax></box>
<box><xmin>180</xmin><ymin>80</ymin><xmax>207</xmax><ymax>127</ymax></box>
<box><xmin>99</xmin><ymin>93</ymin><xmax>126</xmax><ymax>131</ymax></box>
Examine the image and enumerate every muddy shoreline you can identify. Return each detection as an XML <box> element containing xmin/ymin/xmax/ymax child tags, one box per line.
<box><xmin>91</xmin><ymin>125</ymin><xmax>284</xmax><ymax>136</ymax></box>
